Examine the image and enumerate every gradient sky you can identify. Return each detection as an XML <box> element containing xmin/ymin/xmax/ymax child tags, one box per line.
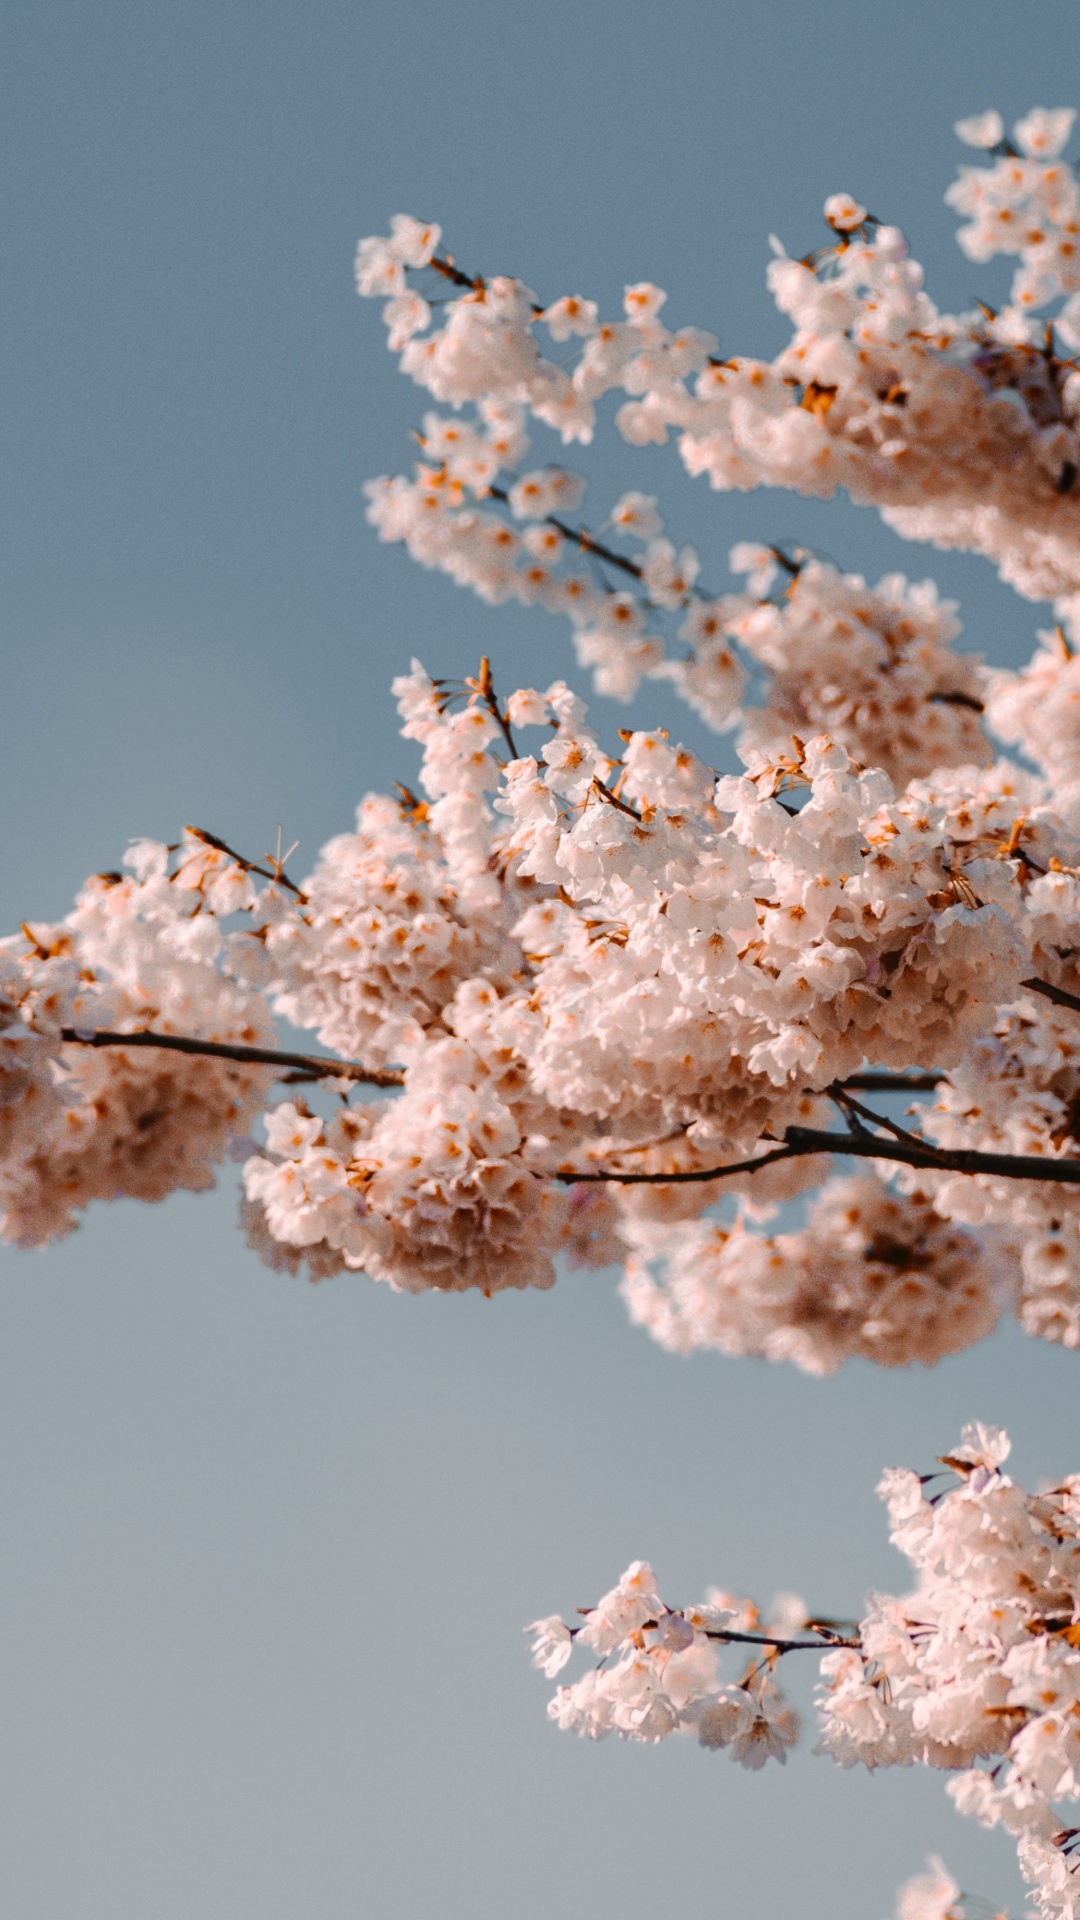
<box><xmin>2</xmin><ymin>3</ymin><xmax>1080</xmax><ymax>1915</ymax></box>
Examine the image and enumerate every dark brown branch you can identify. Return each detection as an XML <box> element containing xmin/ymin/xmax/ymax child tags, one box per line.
<box><xmin>828</xmin><ymin>1083</ymin><xmax>925</xmax><ymax>1149</ymax></box>
<box><xmin>429</xmin><ymin>254</ymin><xmax>545</xmax><ymax>317</ymax></box>
<box><xmin>1023</xmin><ymin>976</ymin><xmax>1080</xmax><ymax>1016</ymax></box>
<box><xmin>838</xmin><ymin>1072</ymin><xmax>942</xmax><ymax>1092</ymax></box>
<box><xmin>701</xmin><ymin>1626</ymin><xmax>859</xmax><ymax>1652</ymax></box>
<box><xmin>791</xmin><ymin>1124</ymin><xmax>1080</xmax><ymax>1188</ymax></box>
<box><xmin>929</xmin><ymin>690</ymin><xmax>985</xmax><ymax>713</ymax></box>
<box><xmin>184</xmin><ymin>827</ymin><xmax>308</xmax><ymax>903</ymax></box>
<box><xmin>559</xmin><ymin>1125</ymin><xmax>1080</xmax><ymax>1189</ymax></box>
<box><xmin>569</xmin><ymin>1617</ymin><xmax>858</xmax><ymax>1653</ymax></box>
<box><xmin>548</xmin><ymin>515</ymin><xmax>647</xmax><ymax>584</ymax></box>
<box><xmin>60</xmin><ymin>1029</ymin><xmax>405</xmax><ymax>1088</ymax></box>
<box><xmin>559</xmin><ymin>1144</ymin><xmax>797</xmax><ymax>1186</ymax></box>
<box><xmin>590</xmin><ymin>776</ymin><xmax>642</xmax><ymax>821</ymax></box>
<box><xmin>428</xmin><ymin>253</ymin><xmax>493</xmax><ymax>296</ymax></box>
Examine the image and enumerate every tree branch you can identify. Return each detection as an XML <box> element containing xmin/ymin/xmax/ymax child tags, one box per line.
<box><xmin>700</xmin><ymin>1626</ymin><xmax>859</xmax><ymax>1652</ymax></box>
<box><xmin>184</xmin><ymin>827</ymin><xmax>308</xmax><ymax>902</ymax></box>
<box><xmin>1023</xmin><ymin>976</ymin><xmax>1080</xmax><ymax>1016</ymax></box>
<box><xmin>429</xmin><ymin>253</ymin><xmax>489</xmax><ymax>295</ymax></box>
<box><xmin>929</xmin><ymin>689</ymin><xmax>985</xmax><ymax>713</ymax></box>
<box><xmin>559</xmin><ymin>1126</ymin><xmax>1080</xmax><ymax>1188</ymax></box>
<box><xmin>485</xmin><ymin>484</ymin><xmax>648</xmax><ymax>586</ymax></box>
<box><xmin>60</xmin><ymin>1029</ymin><xmax>405</xmax><ymax>1088</ymax></box>
<box><xmin>473</xmin><ymin>655</ymin><xmax>518</xmax><ymax>758</ymax></box>
<box><xmin>424</xmin><ymin>246</ymin><xmax>737</xmax><ymax>366</ymax></box>
<box><xmin>827</xmin><ymin>1083</ymin><xmax>925</xmax><ymax>1148</ymax></box>
<box><xmin>785</xmin><ymin>1125</ymin><xmax>1080</xmax><ymax>1185</ymax></box>
<box><xmin>837</xmin><ymin>1071</ymin><xmax>942</xmax><ymax>1092</ymax></box>
<box><xmin>558</xmin><ymin>1144</ymin><xmax>798</xmax><ymax>1186</ymax></box>
<box><xmin>568</xmin><ymin>1617</ymin><xmax>858</xmax><ymax>1653</ymax></box>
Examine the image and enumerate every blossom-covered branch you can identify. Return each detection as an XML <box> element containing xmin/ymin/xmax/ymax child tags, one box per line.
<box><xmin>484</xmin><ymin>481</ymin><xmax>656</xmax><ymax>588</ymax></box>
<box><xmin>184</xmin><ymin>825</ymin><xmax>310</xmax><ymax>902</ymax></box>
<box><xmin>361</xmin><ymin>110</ymin><xmax>1080</xmax><ymax>632</ymax></box>
<box><xmin>7</xmin><ymin>630</ymin><xmax>1080</xmax><ymax>1362</ymax></box>
<box><xmin>527</xmin><ymin>1423</ymin><xmax>1080</xmax><ymax>1920</ymax></box>
<box><xmin>58</xmin><ymin>1027</ymin><xmax>404</xmax><ymax>1087</ymax></box>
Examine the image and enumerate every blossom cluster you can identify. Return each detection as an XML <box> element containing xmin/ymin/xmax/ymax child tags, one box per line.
<box><xmin>721</xmin><ymin>552</ymin><xmax>989</xmax><ymax>792</ymax></box>
<box><xmin>236</xmin><ymin>661</ymin><xmax>1061</xmax><ymax>1314</ymax></box>
<box><xmin>985</xmin><ymin>620</ymin><xmax>1080</xmax><ymax>801</ymax></box>
<box><xmin>527</xmin><ymin>1559</ymin><xmax>804</xmax><ymax>1759</ymax></box>
<box><xmin>0</xmin><ymin>836</ymin><xmax>278</xmax><ymax>1245</ymax></box>
<box><xmin>619</xmin><ymin>1174</ymin><xmax>1011</xmax><ymax>1375</ymax></box>
<box><xmin>359</xmin><ymin>108</ymin><xmax>1080</xmax><ymax>641</ymax></box>
<box><xmin>532</xmin><ymin>1424</ymin><xmax>1080</xmax><ymax>1920</ymax></box>
<box><xmin>890</xmin><ymin>1859</ymin><xmax>987</xmax><ymax>1920</ymax></box>
<box><xmin>366</xmin><ymin>443</ymin><xmax>993</xmax><ymax>782</ymax></box>
<box><xmin>948</xmin><ymin>109</ymin><xmax>1080</xmax><ymax>342</ymax></box>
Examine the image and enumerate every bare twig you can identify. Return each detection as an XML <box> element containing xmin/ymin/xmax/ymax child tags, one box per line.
<box><xmin>60</xmin><ymin>1029</ymin><xmax>404</xmax><ymax>1088</ymax></box>
<box><xmin>767</xmin><ymin>545</ymin><xmax>803</xmax><ymax>578</ymax></box>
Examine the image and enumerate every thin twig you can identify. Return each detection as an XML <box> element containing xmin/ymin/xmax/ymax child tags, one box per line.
<box><xmin>474</xmin><ymin>656</ymin><xmax>518</xmax><ymax>758</ymax></box>
<box><xmin>768</xmin><ymin>545</ymin><xmax>803</xmax><ymax>578</ymax></box>
<box><xmin>426</xmin><ymin>248</ymin><xmax>730</xmax><ymax>367</ymax></box>
<box><xmin>485</xmin><ymin>485</ymin><xmax>647</xmax><ymax>586</ymax></box>
<box><xmin>590</xmin><ymin>776</ymin><xmax>643</xmax><ymax>821</ymax></box>
<box><xmin>60</xmin><ymin>1029</ymin><xmax>404</xmax><ymax>1087</ymax></box>
<box><xmin>184</xmin><ymin>827</ymin><xmax>308</xmax><ymax>903</ymax></box>
<box><xmin>929</xmin><ymin>689</ymin><xmax>985</xmax><ymax>713</ymax></box>
<box><xmin>827</xmin><ymin>1085</ymin><xmax>873</xmax><ymax>1137</ymax></box>
<box><xmin>701</xmin><ymin>1626</ymin><xmax>860</xmax><ymax>1652</ymax></box>
<box><xmin>429</xmin><ymin>253</ymin><xmax>488</xmax><ymax>295</ymax></box>
<box><xmin>568</xmin><ymin>1618</ymin><xmax>858</xmax><ymax>1653</ymax></box>
<box><xmin>828</xmin><ymin>1084</ymin><xmax>934</xmax><ymax>1151</ymax></box>
<box><xmin>558</xmin><ymin>1144</ymin><xmax>797</xmax><ymax>1186</ymax></box>
<box><xmin>787</xmin><ymin>1125</ymin><xmax>1080</xmax><ymax>1186</ymax></box>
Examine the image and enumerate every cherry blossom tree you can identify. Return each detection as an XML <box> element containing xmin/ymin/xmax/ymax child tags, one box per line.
<box><xmin>7</xmin><ymin>101</ymin><xmax>1080</xmax><ymax>1919</ymax></box>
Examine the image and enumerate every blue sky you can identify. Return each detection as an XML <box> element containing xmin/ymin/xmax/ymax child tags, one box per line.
<box><xmin>2</xmin><ymin>3</ymin><xmax>1080</xmax><ymax>1914</ymax></box>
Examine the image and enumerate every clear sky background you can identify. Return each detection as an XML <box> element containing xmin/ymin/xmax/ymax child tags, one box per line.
<box><xmin>2</xmin><ymin>3</ymin><xmax>1080</xmax><ymax>1916</ymax></box>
